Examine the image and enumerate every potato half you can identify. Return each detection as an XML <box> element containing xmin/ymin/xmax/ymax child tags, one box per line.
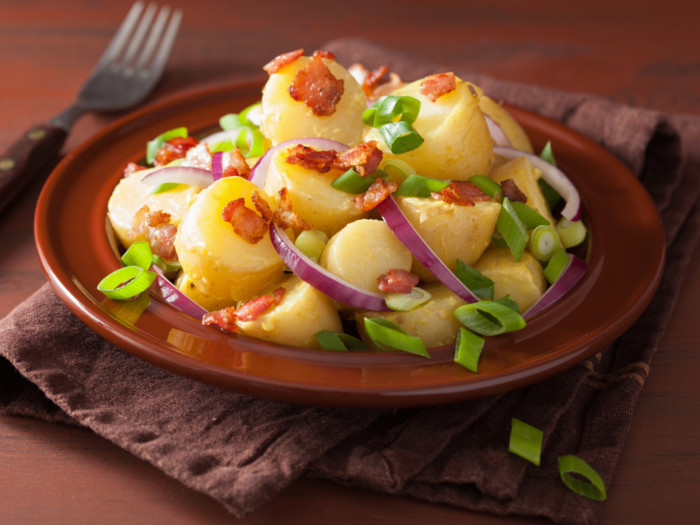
<box><xmin>488</xmin><ymin>156</ymin><xmax>554</xmax><ymax>224</ymax></box>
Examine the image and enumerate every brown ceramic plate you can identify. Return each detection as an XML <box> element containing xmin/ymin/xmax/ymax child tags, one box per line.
<box><xmin>35</xmin><ymin>79</ymin><xmax>665</xmax><ymax>408</ymax></box>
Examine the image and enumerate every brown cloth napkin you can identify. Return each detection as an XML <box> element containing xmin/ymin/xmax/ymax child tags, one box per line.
<box><xmin>2</xmin><ymin>39</ymin><xmax>699</xmax><ymax>525</ymax></box>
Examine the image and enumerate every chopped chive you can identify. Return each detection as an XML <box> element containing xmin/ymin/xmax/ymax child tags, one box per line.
<box><xmin>294</xmin><ymin>229</ymin><xmax>328</xmax><ymax>262</ymax></box>
<box><xmin>363</xmin><ymin>317</ymin><xmax>429</xmax><ymax>357</ymax></box>
<box><xmin>469</xmin><ymin>175</ymin><xmax>502</xmax><ymax>200</ymax></box>
<box><xmin>511</xmin><ymin>201</ymin><xmax>550</xmax><ymax>229</ymax></box>
<box><xmin>394</xmin><ymin>173</ymin><xmax>449</xmax><ymax>198</ymax></box>
<box><xmin>315</xmin><ymin>330</ymin><xmax>368</xmax><ymax>352</ymax></box>
<box><xmin>497</xmin><ymin>197</ymin><xmax>529</xmax><ymax>261</ymax></box>
<box><xmin>455</xmin><ymin>260</ymin><xmax>494</xmax><ymax>300</ymax></box>
<box><xmin>509</xmin><ymin>418</ymin><xmax>543</xmax><ymax>466</ymax></box>
<box><xmin>543</xmin><ymin>248</ymin><xmax>570</xmax><ymax>284</ymax></box>
<box><xmin>453</xmin><ymin>300</ymin><xmax>526</xmax><ymax>336</ymax></box>
<box><xmin>379</xmin><ymin>121</ymin><xmax>424</xmax><ymax>154</ymax></box>
<box><xmin>331</xmin><ymin>168</ymin><xmax>376</xmax><ymax>194</ymax></box>
<box><xmin>97</xmin><ymin>266</ymin><xmax>156</xmax><ymax>300</ymax></box>
<box><xmin>556</xmin><ymin>217</ymin><xmax>587</xmax><ymax>248</ymax></box>
<box><xmin>385</xmin><ymin>286</ymin><xmax>432</xmax><ymax>311</ymax></box>
<box><xmin>557</xmin><ymin>455</ymin><xmax>607</xmax><ymax>501</ymax></box>
<box><xmin>529</xmin><ymin>225</ymin><xmax>561</xmax><ymax>262</ymax></box>
<box><xmin>146</xmin><ymin>127</ymin><xmax>188</xmax><ymax>165</ymax></box>
<box><xmin>454</xmin><ymin>327</ymin><xmax>485</xmax><ymax>372</ymax></box>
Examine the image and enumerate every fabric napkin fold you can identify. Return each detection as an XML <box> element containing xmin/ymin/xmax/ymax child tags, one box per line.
<box><xmin>2</xmin><ymin>38</ymin><xmax>699</xmax><ymax>525</ymax></box>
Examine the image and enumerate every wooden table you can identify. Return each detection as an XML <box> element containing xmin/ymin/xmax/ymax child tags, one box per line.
<box><xmin>1</xmin><ymin>1</ymin><xmax>698</xmax><ymax>523</ymax></box>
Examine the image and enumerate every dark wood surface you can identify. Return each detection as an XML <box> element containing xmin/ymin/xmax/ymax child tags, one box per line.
<box><xmin>1</xmin><ymin>1</ymin><xmax>698</xmax><ymax>523</ymax></box>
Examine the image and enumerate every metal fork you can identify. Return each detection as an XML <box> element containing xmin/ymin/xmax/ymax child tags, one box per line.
<box><xmin>0</xmin><ymin>2</ymin><xmax>182</xmax><ymax>213</ymax></box>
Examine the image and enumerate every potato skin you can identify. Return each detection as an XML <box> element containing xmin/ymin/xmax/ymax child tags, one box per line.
<box><xmin>489</xmin><ymin>156</ymin><xmax>554</xmax><ymax>225</ymax></box>
<box><xmin>363</xmin><ymin>76</ymin><xmax>493</xmax><ymax>180</ymax></box>
<box><xmin>260</xmin><ymin>55</ymin><xmax>367</xmax><ymax>147</ymax></box>
<box><xmin>396</xmin><ymin>196</ymin><xmax>501</xmax><ymax>281</ymax></box>
<box><xmin>174</xmin><ymin>176</ymin><xmax>285</xmax><ymax>306</ymax></box>
<box><xmin>235</xmin><ymin>275</ymin><xmax>343</xmax><ymax>349</ymax></box>
<box><xmin>478</xmin><ymin>96</ymin><xmax>534</xmax><ymax>153</ymax></box>
<box><xmin>473</xmin><ymin>246</ymin><xmax>546</xmax><ymax>312</ymax></box>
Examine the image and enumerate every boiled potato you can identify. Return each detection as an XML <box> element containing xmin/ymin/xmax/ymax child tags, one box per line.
<box><xmin>319</xmin><ymin>219</ymin><xmax>413</xmax><ymax>294</ymax></box>
<box><xmin>473</xmin><ymin>246</ymin><xmax>546</xmax><ymax>312</ymax></box>
<box><xmin>478</xmin><ymin>95</ymin><xmax>534</xmax><ymax>153</ymax></box>
<box><xmin>260</xmin><ymin>54</ymin><xmax>367</xmax><ymax>146</ymax></box>
<box><xmin>235</xmin><ymin>275</ymin><xmax>343</xmax><ymax>349</ymax></box>
<box><xmin>396</xmin><ymin>196</ymin><xmax>501</xmax><ymax>281</ymax></box>
<box><xmin>363</xmin><ymin>75</ymin><xmax>493</xmax><ymax>180</ymax></box>
<box><xmin>489</xmin><ymin>156</ymin><xmax>554</xmax><ymax>225</ymax></box>
<box><xmin>263</xmin><ymin>144</ymin><xmax>367</xmax><ymax>236</ymax></box>
<box><xmin>174</xmin><ymin>272</ymin><xmax>235</xmax><ymax>312</ymax></box>
<box><xmin>174</xmin><ymin>176</ymin><xmax>285</xmax><ymax>305</ymax></box>
<box><xmin>107</xmin><ymin>167</ymin><xmax>202</xmax><ymax>249</ymax></box>
<box><xmin>354</xmin><ymin>283</ymin><xmax>466</xmax><ymax>349</ymax></box>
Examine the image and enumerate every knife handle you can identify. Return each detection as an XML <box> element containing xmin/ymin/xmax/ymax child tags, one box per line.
<box><xmin>0</xmin><ymin>123</ymin><xmax>68</xmax><ymax>213</ymax></box>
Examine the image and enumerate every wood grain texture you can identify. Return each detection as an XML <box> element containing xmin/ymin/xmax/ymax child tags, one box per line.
<box><xmin>1</xmin><ymin>0</ymin><xmax>698</xmax><ymax>523</ymax></box>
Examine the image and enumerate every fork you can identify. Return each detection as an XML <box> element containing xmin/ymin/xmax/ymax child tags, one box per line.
<box><xmin>0</xmin><ymin>2</ymin><xmax>182</xmax><ymax>213</ymax></box>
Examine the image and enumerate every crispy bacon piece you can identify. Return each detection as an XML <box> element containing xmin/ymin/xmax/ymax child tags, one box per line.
<box><xmin>263</xmin><ymin>48</ymin><xmax>304</xmax><ymax>74</ymax></box>
<box><xmin>501</xmin><ymin>178</ymin><xmax>528</xmax><ymax>203</ymax></box>
<box><xmin>420</xmin><ymin>72</ymin><xmax>457</xmax><ymax>102</ymax></box>
<box><xmin>432</xmin><ymin>181</ymin><xmax>492</xmax><ymax>206</ymax></box>
<box><xmin>202</xmin><ymin>307</ymin><xmax>238</xmax><ymax>333</ymax></box>
<box><xmin>222</xmin><ymin>198</ymin><xmax>269</xmax><ymax>244</ymax></box>
<box><xmin>202</xmin><ymin>287</ymin><xmax>286</xmax><ymax>332</ymax></box>
<box><xmin>288</xmin><ymin>52</ymin><xmax>344</xmax><ymax>116</ymax></box>
<box><xmin>223</xmin><ymin>148</ymin><xmax>251</xmax><ymax>178</ymax></box>
<box><xmin>332</xmin><ymin>141</ymin><xmax>383</xmax><ymax>176</ymax></box>
<box><xmin>353</xmin><ymin>179</ymin><xmax>398</xmax><ymax>211</ymax></box>
<box><xmin>130</xmin><ymin>206</ymin><xmax>178</xmax><ymax>261</ymax></box>
<box><xmin>154</xmin><ymin>136</ymin><xmax>199</xmax><ymax>167</ymax></box>
<box><xmin>273</xmin><ymin>187</ymin><xmax>312</xmax><ymax>231</ymax></box>
<box><xmin>377</xmin><ymin>269</ymin><xmax>420</xmax><ymax>294</ymax></box>
<box><xmin>285</xmin><ymin>144</ymin><xmax>337</xmax><ymax>173</ymax></box>
<box><xmin>251</xmin><ymin>191</ymin><xmax>274</xmax><ymax>221</ymax></box>
<box><xmin>312</xmin><ymin>49</ymin><xmax>335</xmax><ymax>60</ymax></box>
<box><xmin>124</xmin><ymin>162</ymin><xmax>146</xmax><ymax>177</ymax></box>
<box><xmin>353</xmin><ymin>64</ymin><xmax>390</xmax><ymax>98</ymax></box>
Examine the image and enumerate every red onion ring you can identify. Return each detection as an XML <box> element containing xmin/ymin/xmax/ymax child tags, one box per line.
<box><xmin>141</xmin><ymin>166</ymin><xmax>214</xmax><ymax>190</ymax></box>
<box><xmin>211</xmin><ymin>151</ymin><xmax>223</xmax><ymax>181</ymax></box>
<box><xmin>523</xmin><ymin>254</ymin><xmax>587</xmax><ymax>319</ymax></box>
<box><xmin>493</xmin><ymin>146</ymin><xmax>582</xmax><ymax>221</ymax></box>
<box><xmin>376</xmin><ymin>196</ymin><xmax>480</xmax><ymax>304</ymax></box>
<box><xmin>483</xmin><ymin>114</ymin><xmax>512</xmax><ymax>147</ymax></box>
<box><xmin>269</xmin><ymin>222</ymin><xmax>390</xmax><ymax>311</ymax></box>
<box><xmin>149</xmin><ymin>266</ymin><xmax>208</xmax><ymax>320</ymax></box>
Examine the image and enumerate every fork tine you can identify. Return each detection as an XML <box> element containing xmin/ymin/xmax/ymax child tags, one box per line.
<box><xmin>141</xmin><ymin>7</ymin><xmax>182</xmax><ymax>77</ymax></box>
<box><xmin>134</xmin><ymin>6</ymin><xmax>171</xmax><ymax>71</ymax></box>
<box><xmin>120</xmin><ymin>3</ymin><xmax>158</xmax><ymax>69</ymax></box>
<box><xmin>95</xmin><ymin>2</ymin><xmax>146</xmax><ymax>68</ymax></box>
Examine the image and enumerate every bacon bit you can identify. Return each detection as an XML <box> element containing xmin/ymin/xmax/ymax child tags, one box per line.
<box><xmin>251</xmin><ymin>191</ymin><xmax>274</xmax><ymax>221</ymax></box>
<box><xmin>312</xmin><ymin>49</ymin><xmax>335</xmax><ymax>60</ymax></box>
<box><xmin>222</xmin><ymin>198</ymin><xmax>269</xmax><ymax>244</ymax></box>
<box><xmin>332</xmin><ymin>141</ymin><xmax>383</xmax><ymax>176</ymax></box>
<box><xmin>263</xmin><ymin>48</ymin><xmax>304</xmax><ymax>74</ymax></box>
<box><xmin>288</xmin><ymin>52</ymin><xmax>344</xmax><ymax>116</ymax></box>
<box><xmin>420</xmin><ymin>72</ymin><xmax>457</xmax><ymax>102</ymax></box>
<box><xmin>377</xmin><ymin>269</ymin><xmax>420</xmax><ymax>294</ymax></box>
<box><xmin>154</xmin><ymin>136</ymin><xmax>199</xmax><ymax>167</ymax></box>
<box><xmin>202</xmin><ymin>307</ymin><xmax>238</xmax><ymax>333</ymax></box>
<box><xmin>432</xmin><ymin>181</ymin><xmax>492</xmax><ymax>206</ymax></box>
<box><xmin>273</xmin><ymin>187</ymin><xmax>312</xmax><ymax>231</ymax></box>
<box><xmin>124</xmin><ymin>162</ymin><xmax>146</xmax><ymax>177</ymax></box>
<box><xmin>235</xmin><ymin>286</ymin><xmax>286</xmax><ymax>322</ymax></box>
<box><xmin>223</xmin><ymin>148</ymin><xmax>251</xmax><ymax>178</ymax></box>
<box><xmin>348</xmin><ymin>64</ymin><xmax>403</xmax><ymax>101</ymax></box>
<box><xmin>353</xmin><ymin>179</ymin><xmax>398</xmax><ymax>211</ymax></box>
<box><xmin>501</xmin><ymin>178</ymin><xmax>528</xmax><ymax>203</ymax></box>
<box><xmin>285</xmin><ymin>144</ymin><xmax>337</xmax><ymax>173</ymax></box>
<box><xmin>129</xmin><ymin>206</ymin><xmax>178</xmax><ymax>261</ymax></box>
<box><xmin>452</xmin><ymin>181</ymin><xmax>492</xmax><ymax>202</ymax></box>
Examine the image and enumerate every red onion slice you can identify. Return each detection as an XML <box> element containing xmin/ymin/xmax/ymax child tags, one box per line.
<box><xmin>376</xmin><ymin>196</ymin><xmax>480</xmax><ymax>304</ymax></box>
<box><xmin>493</xmin><ymin>146</ymin><xmax>582</xmax><ymax>221</ymax></box>
<box><xmin>211</xmin><ymin>151</ymin><xmax>223</xmax><ymax>181</ymax></box>
<box><xmin>269</xmin><ymin>222</ymin><xmax>390</xmax><ymax>311</ymax></box>
<box><xmin>149</xmin><ymin>266</ymin><xmax>208</xmax><ymax>320</ymax></box>
<box><xmin>523</xmin><ymin>254</ymin><xmax>587</xmax><ymax>319</ymax></box>
<box><xmin>249</xmin><ymin>137</ymin><xmax>348</xmax><ymax>188</ymax></box>
<box><xmin>483</xmin><ymin>114</ymin><xmax>512</xmax><ymax>147</ymax></box>
<box><xmin>141</xmin><ymin>166</ymin><xmax>214</xmax><ymax>190</ymax></box>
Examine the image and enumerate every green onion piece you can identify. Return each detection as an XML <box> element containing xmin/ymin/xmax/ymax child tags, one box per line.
<box><xmin>511</xmin><ymin>201</ymin><xmax>550</xmax><ymax>229</ymax></box>
<box><xmin>538</xmin><ymin>177</ymin><xmax>562</xmax><ymax>211</ymax></box>
<box><xmin>454</xmin><ymin>327</ymin><xmax>485</xmax><ymax>372</ymax></box>
<box><xmin>494</xmin><ymin>295</ymin><xmax>521</xmax><ymax>314</ymax></box>
<box><xmin>497</xmin><ymin>197</ymin><xmax>528</xmax><ymax>261</ymax></box>
<box><xmin>381</xmin><ymin>158</ymin><xmax>416</xmax><ymax>184</ymax></box>
<box><xmin>150</xmin><ymin>182</ymin><xmax>183</xmax><ymax>195</ymax></box>
<box><xmin>379</xmin><ymin>121</ymin><xmax>424</xmax><ymax>154</ymax></box>
<box><xmin>540</xmin><ymin>140</ymin><xmax>557</xmax><ymax>166</ymax></box>
<box><xmin>238</xmin><ymin>102</ymin><xmax>261</xmax><ymax>127</ymax></box>
<box><xmin>394</xmin><ymin>173</ymin><xmax>449</xmax><ymax>198</ymax></box>
<box><xmin>235</xmin><ymin>126</ymin><xmax>265</xmax><ymax>158</ymax></box>
<box><xmin>146</xmin><ymin>127</ymin><xmax>188</xmax><ymax>165</ymax></box>
<box><xmin>315</xmin><ymin>330</ymin><xmax>368</xmax><ymax>352</ymax></box>
<box><xmin>362</xmin><ymin>95</ymin><xmax>421</xmax><ymax>127</ymax></box>
<box><xmin>509</xmin><ymin>418</ymin><xmax>543</xmax><ymax>466</ymax></box>
<box><xmin>453</xmin><ymin>300</ymin><xmax>526</xmax><ymax>336</ymax></box>
<box><xmin>470</xmin><ymin>175</ymin><xmax>502</xmax><ymax>200</ymax></box>
<box><xmin>97</xmin><ymin>266</ymin><xmax>156</xmax><ymax>300</ymax></box>
<box><xmin>543</xmin><ymin>248</ymin><xmax>570</xmax><ymax>284</ymax></box>
<box><xmin>491</xmin><ymin>230</ymin><xmax>508</xmax><ymax>247</ymax></box>
<box><xmin>529</xmin><ymin>225</ymin><xmax>561</xmax><ymax>262</ymax></box>
<box><xmin>151</xmin><ymin>255</ymin><xmax>182</xmax><ymax>273</ymax></box>
<box><xmin>363</xmin><ymin>317</ymin><xmax>429</xmax><ymax>357</ymax></box>
<box><xmin>294</xmin><ymin>229</ymin><xmax>328</xmax><ymax>262</ymax></box>
<box><xmin>219</xmin><ymin>113</ymin><xmax>243</xmax><ymax>131</ymax></box>
<box><xmin>556</xmin><ymin>217</ymin><xmax>587</xmax><ymax>248</ymax></box>
<box><xmin>210</xmin><ymin>139</ymin><xmax>235</xmax><ymax>153</ymax></box>
<box><xmin>121</xmin><ymin>241</ymin><xmax>154</xmax><ymax>270</ymax></box>
<box><xmin>455</xmin><ymin>260</ymin><xmax>494</xmax><ymax>300</ymax></box>
<box><xmin>385</xmin><ymin>286</ymin><xmax>432</xmax><ymax>311</ymax></box>
<box><xmin>557</xmin><ymin>455</ymin><xmax>607</xmax><ymax>501</ymax></box>
<box><xmin>331</xmin><ymin>168</ymin><xmax>376</xmax><ymax>194</ymax></box>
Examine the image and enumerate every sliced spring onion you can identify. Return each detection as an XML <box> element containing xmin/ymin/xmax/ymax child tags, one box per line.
<box><xmin>453</xmin><ymin>300</ymin><xmax>526</xmax><ymax>336</ymax></box>
<box><xmin>381</xmin><ymin>158</ymin><xmax>416</xmax><ymax>183</ymax></box>
<box><xmin>146</xmin><ymin>127</ymin><xmax>188</xmax><ymax>165</ymax></box>
<box><xmin>455</xmin><ymin>260</ymin><xmax>494</xmax><ymax>300</ymax></box>
<box><xmin>294</xmin><ymin>229</ymin><xmax>328</xmax><ymax>262</ymax></box>
<box><xmin>497</xmin><ymin>197</ymin><xmax>528</xmax><ymax>261</ymax></box>
<box><xmin>238</xmin><ymin>102</ymin><xmax>262</xmax><ymax>127</ymax></box>
<box><xmin>394</xmin><ymin>173</ymin><xmax>449</xmax><ymax>198</ymax></box>
<box><xmin>364</xmin><ymin>317</ymin><xmax>429</xmax><ymax>357</ymax></box>
<box><xmin>540</xmin><ymin>140</ymin><xmax>556</xmax><ymax>166</ymax></box>
<box><xmin>331</xmin><ymin>168</ymin><xmax>376</xmax><ymax>194</ymax></box>
<box><xmin>234</xmin><ymin>126</ymin><xmax>265</xmax><ymax>158</ymax></box>
<box><xmin>511</xmin><ymin>201</ymin><xmax>550</xmax><ymax>229</ymax></box>
<box><xmin>362</xmin><ymin>95</ymin><xmax>421</xmax><ymax>127</ymax></box>
<box><xmin>385</xmin><ymin>286</ymin><xmax>432</xmax><ymax>311</ymax></box>
<box><xmin>151</xmin><ymin>255</ymin><xmax>182</xmax><ymax>274</ymax></box>
<box><xmin>494</xmin><ymin>295</ymin><xmax>521</xmax><ymax>314</ymax></box>
<box><xmin>219</xmin><ymin>113</ymin><xmax>243</xmax><ymax>131</ymax></box>
<box><xmin>210</xmin><ymin>139</ymin><xmax>234</xmax><ymax>153</ymax></box>
<box><xmin>469</xmin><ymin>175</ymin><xmax>502</xmax><ymax>200</ymax></box>
<box><xmin>454</xmin><ymin>327</ymin><xmax>485</xmax><ymax>372</ymax></box>
<box><xmin>121</xmin><ymin>241</ymin><xmax>154</xmax><ymax>269</ymax></box>
<box><xmin>315</xmin><ymin>330</ymin><xmax>368</xmax><ymax>352</ymax></box>
<box><xmin>543</xmin><ymin>248</ymin><xmax>570</xmax><ymax>284</ymax></box>
<box><xmin>509</xmin><ymin>418</ymin><xmax>543</xmax><ymax>466</ymax></box>
<box><xmin>97</xmin><ymin>266</ymin><xmax>156</xmax><ymax>300</ymax></box>
<box><xmin>149</xmin><ymin>182</ymin><xmax>183</xmax><ymax>195</ymax></box>
<box><xmin>529</xmin><ymin>225</ymin><xmax>561</xmax><ymax>262</ymax></box>
<box><xmin>379</xmin><ymin>121</ymin><xmax>424</xmax><ymax>154</ymax></box>
<box><xmin>556</xmin><ymin>217</ymin><xmax>587</xmax><ymax>248</ymax></box>
<box><xmin>557</xmin><ymin>455</ymin><xmax>607</xmax><ymax>501</ymax></box>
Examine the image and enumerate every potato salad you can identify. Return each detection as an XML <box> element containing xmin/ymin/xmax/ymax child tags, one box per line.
<box><xmin>103</xmin><ymin>49</ymin><xmax>587</xmax><ymax>367</ymax></box>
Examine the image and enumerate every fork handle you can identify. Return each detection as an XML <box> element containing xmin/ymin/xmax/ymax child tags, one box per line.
<box><xmin>0</xmin><ymin>123</ymin><xmax>68</xmax><ymax>213</ymax></box>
